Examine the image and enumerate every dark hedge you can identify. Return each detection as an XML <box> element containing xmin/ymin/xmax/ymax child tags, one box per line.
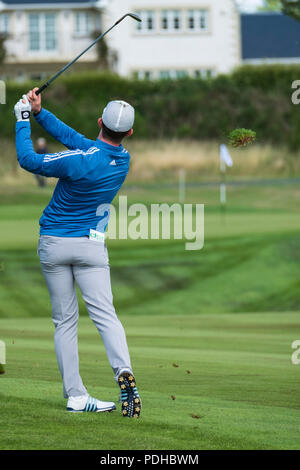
<box><xmin>2</xmin><ymin>65</ymin><xmax>300</xmax><ymax>148</ymax></box>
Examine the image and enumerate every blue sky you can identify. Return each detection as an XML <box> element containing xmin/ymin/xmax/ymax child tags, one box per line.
<box><xmin>237</xmin><ymin>0</ymin><xmax>264</xmax><ymax>11</ymax></box>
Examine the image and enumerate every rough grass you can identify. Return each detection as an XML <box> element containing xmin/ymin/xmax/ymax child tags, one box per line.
<box><xmin>2</xmin><ymin>138</ymin><xmax>300</xmax><ymax>182</ymax></box>
<box><xmin>126</xmin><ymin>140</ymin><xmax>300</xmax><ymax>181</ymax></box>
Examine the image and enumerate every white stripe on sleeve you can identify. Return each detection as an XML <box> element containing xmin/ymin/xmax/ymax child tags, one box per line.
<box><xmin>43</xmin><ymin>147</ymin><xmax>99</xmax><ymax>164</ymax></box>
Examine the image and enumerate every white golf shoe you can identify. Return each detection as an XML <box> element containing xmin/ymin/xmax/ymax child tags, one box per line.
<box><xmin>67</xmin><ymin>394</ymin><xmax>116</xmax><ymax>413</ymax></box>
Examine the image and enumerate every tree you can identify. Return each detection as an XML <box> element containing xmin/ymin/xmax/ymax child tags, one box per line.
<box><xmin>259</xmin><ymin>0</ymin><xmax>282</xmax><ymax>11</ymax></box>
<box><xmin>0</xmin><ymin>33</ymin><xmax>7</xmax><ymax>65</ymax></box>
<box><xmin>91</xmin><ymin>30</ymin><xmax>109</xmax><ymax>69</ymax></box>
<box><xmin>281</xmin><ymin>0</ymin><xmax>300</xmax><ymax>21</ymax></box>
<box><xmin>259</xmin><ymin>0</ymin><xmax>300</xmax><ymax>21</ymax></box>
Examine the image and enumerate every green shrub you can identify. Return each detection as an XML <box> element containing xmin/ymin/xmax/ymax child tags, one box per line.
<box><xmin>2</xmin><ymin>65</ymin><xmax>300</xmax><ymax>148</ymax></box>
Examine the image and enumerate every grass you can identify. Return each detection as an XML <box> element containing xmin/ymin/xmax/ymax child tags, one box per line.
<box><xmin>2</xmin><ymin>137</ymin><xmax>300</xmax><ymax>182</ymax></box>
<box><xmin>0</xmin><ymin>180</ymin><xmax>299</xmax><ymax>449</ymax></box>
<box><xmin>126</xmin><ymin>140</ymin><xmax>300</xmax><ymax>181</ymax></box>
<box><xmin>0</xmin><ymin>184</ymin><xmax>299</xmax><ymax>318</ymax></box>
<box><xmin>0</xmin><ymin>313</ymin><xmax>299</xmax><ymax>450</ymax></box>
<box><xmin>1</xmin><ymin>230</ymin><xmax>300</xmax><ymax>318</ymax></box>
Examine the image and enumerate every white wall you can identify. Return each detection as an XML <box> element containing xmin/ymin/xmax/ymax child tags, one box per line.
<box><xmin>105</xmin><ymin>0</ymin><xmax>241</xmax><ymax>77</ymax></box>
<box><xmin>1</xmin><ymin>0</ymin><xmax>241</xmax><ymax>77</ymax></box>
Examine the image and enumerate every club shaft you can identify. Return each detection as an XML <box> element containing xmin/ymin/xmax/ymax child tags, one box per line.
<box><xmin>36</xmin><ymin>14</ymin><xmax>138</xmax><ymax>95</ymax></box>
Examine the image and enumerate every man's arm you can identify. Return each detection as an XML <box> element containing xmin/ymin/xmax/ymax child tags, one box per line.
<box><xmin>28</xmin><ymin>88</ymin><xmax>95</xmax><ymax>151</ymax></box>
<box><xmin>15</xmin><ymin>120</ymin><xmax>88</xmax><ymax>179</ymax></box>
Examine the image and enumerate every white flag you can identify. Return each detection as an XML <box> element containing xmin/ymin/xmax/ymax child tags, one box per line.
<box><xmin>220</xmin><ymin>144</ymin><xmax>233</xmax><ymax>169</ymax></box>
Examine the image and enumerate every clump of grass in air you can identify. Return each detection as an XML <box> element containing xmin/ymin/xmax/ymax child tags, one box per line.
<box><xmin>229</xmin><ymin>128</ymin><xmax>256</xmax><ymax>148</ymax></box>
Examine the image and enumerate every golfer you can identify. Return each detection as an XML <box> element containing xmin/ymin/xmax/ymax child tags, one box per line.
<box><xmin>14</xmin><ymin>89</ymin><xmax>141</xmax><ymax>418</ymax></box>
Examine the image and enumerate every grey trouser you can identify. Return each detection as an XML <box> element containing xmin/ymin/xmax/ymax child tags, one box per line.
<box><xmin>38</xmin><ymin>235</ymin><xmax>132</xmax><ymax>398</ymax></box>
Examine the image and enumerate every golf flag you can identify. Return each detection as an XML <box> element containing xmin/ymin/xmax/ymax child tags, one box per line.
<box><xmin>220</xmin><ymin>144</ymin><xmax>233</xmax><ymax>171</ymax></box>
<box><xmin>219</xmin><ymin>144</ymin><xmax>233</xmax><ymax>207</ymax></box>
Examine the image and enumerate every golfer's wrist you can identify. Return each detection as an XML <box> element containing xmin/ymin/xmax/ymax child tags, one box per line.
<box><xmin>33</xmin><ymin>107</ymin><xmax>42</xmax><ymax>117</ymax></box>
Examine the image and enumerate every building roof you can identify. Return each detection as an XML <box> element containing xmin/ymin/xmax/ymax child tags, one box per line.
<box><xmin>241</xmin><ymin>12</ymin><xmax>300</xmax><ymax>59</ymax></box>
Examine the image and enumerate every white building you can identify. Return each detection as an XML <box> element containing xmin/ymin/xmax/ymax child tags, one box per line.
<box><xmin>106</xmin><ymin>0</ymin><xmax>241</xmax><ymax>79</ymax></box>
<box><xmin>0</xmin><ymin>0</ymin><xmax>241</xmax><ymax>80</ymax></box>
<box><xmin>0</xmin><ymin>0</ymin><xmax>106</xmax><ymax>80</ymax></box>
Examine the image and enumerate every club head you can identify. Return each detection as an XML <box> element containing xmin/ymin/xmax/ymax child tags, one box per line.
<box><xmin>114</xmin><ymin>13</ymin><xmax>142</xmax><ymax>26</ymax></box>
<box><xmin>127</xmin><ymin>13</ymin><xmax>142</xmax><ymax>22</ymax></box>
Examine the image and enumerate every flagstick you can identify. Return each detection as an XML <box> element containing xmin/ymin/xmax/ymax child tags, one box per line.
<box><xmin>220</xmin><ymin>153</ymin><xmax>227</xmax><ymax>224</ymax></box>
<box><xmin>219</xmin><ymin>144</ymin><xmax>233</xmax><ymax>224</ymax></box>
<box><xmin>179</xmin><ymin>168</ymin><xmax>185</xmax><ymax>204</ymax></box>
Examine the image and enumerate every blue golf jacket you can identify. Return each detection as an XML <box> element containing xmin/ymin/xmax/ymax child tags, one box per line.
<box><xmin>15</xmin><ymin>108</ymin><xmax>130</xmax><ymax>237</ymax></box>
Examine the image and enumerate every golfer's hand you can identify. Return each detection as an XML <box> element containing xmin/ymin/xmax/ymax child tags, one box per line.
<box><xmin>14</xmin><ymin>95</ymin><xmax>32</xmax><ymax>122</ymax></box>
<box><xmin>27</xmin><ymin>87</ymin><xmax>41</xmax><ymax>115</ymax></box>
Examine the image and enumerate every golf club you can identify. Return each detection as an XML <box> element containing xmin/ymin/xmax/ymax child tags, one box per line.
<box><xmin>35</xmin><ymin>13</ymin><xmax>142</xmax><ymax>95</ymax></box>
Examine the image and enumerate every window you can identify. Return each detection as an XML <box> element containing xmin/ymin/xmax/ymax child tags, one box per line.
<box><xmin>135</xmin><ymin>11</ymin><xmax>155</xmax><ymax>32</ymax></box>
<box><xmin>29</xmin><ymin>13</ymin><xmax>57</xmax><ymax>52</ymax></box>
<box><xmin>159</xmin><ymin>70</ymin><xmax>187</xmax><ymax>80</ymax></box>
<box><xmin>161</xmin><ymin>11</ymin><xmax>167</xmax><ymax>30</ymax></box>
<box><xmin>29</xmin><ymin>14</ymin><xmax>39</xmax><ymax>51</ymax></box>
<box><xmin>187</xmin><ymin>10</ymin><xmax>209</xmax><ymax>32</ymax></box>
<box><xmin>161</xmin><ymin>10</ymin><xmax>182</xmax><ymax>31</ymax></box>
<box><xmin>137</xmin><ymin>71</ymin><xmax>154</xmax><ymax>80</ymax></box>
<box><xmin>30</xmin><ymin>72</ymin><xmax>48</xmax><ymax>81</ymax></box>
<box><xmin>194</xmin><ymin>69</ymin><xmax>215</xmax><ymax>79</ymax></box>
<box><xmin>74</xmin><ymin>11</ymin><xmax>93</xmax><ymax>36</ymax></box>
<box><xmin>0</xmin><ymin>14</ymin><xmax>10</xmax><ymax>35</ymax></box>
<box><xmin>45</xmin><ymin>14</ymin><xmax>56</xmax><ymax>50</ymax></box>
<box><xmin>159</xmin><ymin>70</ymin><xmax>171</xmax><ymax>80</ymax></box>
<box><xmin>207</xmin><ymin>69</ymin><xmax>215</xmax><ymax>78</ymax></box>
<box><xmin>175</xmin><ymin>70</ymin><xmax>188</xmax><ymax>79</ymax></box>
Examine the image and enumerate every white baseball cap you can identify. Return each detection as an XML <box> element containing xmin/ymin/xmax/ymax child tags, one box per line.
<box><xmin>102</xmin><ymin>100</ymin><xmax>135</xmax><ymax>133</ymax></box>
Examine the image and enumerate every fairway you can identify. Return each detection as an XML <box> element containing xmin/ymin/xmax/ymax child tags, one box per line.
<box><xmin>3</xmin><ymin>6</ymin><xmax>300</xmax><ymax>455</ymax></box>
<box><xmin>0</xmin><ymin>183</ymin><xmax>299</xmax><ymax>450</ymax></box>
<box><xmin>0</xmin><ymin>312</ymin><xmax>299</xmax><ymax>450</ymax></box>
